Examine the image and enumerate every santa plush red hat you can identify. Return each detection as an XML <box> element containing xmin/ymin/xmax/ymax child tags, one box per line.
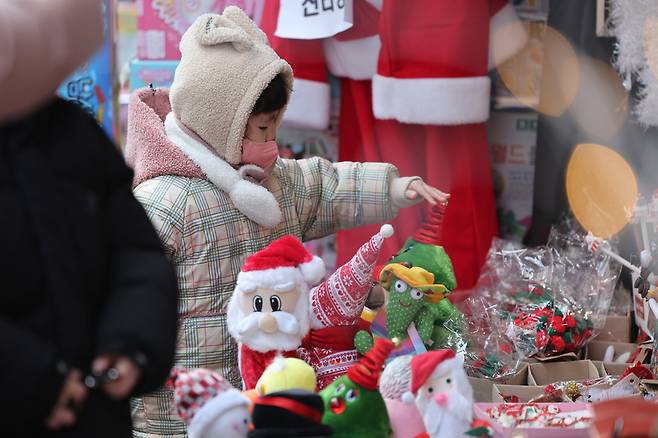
<box><xmin>237</xmin><ymin>235</ymin><xmax>326</xmax><ymax>290</ymax></box>
<box><xmin>403</xmin><ymin>350</ymin><xmax>463</xmax><ymax>401</ymax></box>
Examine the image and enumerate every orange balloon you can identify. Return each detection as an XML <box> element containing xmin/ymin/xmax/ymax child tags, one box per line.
<box><xmin>566</xmin><ymin>144</ymin><xmax>638</xmax><ymax>239</ymax></box>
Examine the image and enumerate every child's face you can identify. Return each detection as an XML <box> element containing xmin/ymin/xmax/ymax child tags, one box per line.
<box><xmin>244</xmin><ymin>111</ymin><xmax>279</xmax><ymax>143</ymax></box>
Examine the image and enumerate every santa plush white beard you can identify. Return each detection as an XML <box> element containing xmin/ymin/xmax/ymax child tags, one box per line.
<box><xmin>415</xmin><ymin>369</ymin><xmax>473</xmax><ymax>438</ymax></box>
<box><xmin>226</xmin><ymin>289</ymin><xmax>310</xmax><ymax>353</ymax></box>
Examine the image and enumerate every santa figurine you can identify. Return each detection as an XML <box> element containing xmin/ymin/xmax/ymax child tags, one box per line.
<box><xmin>403</xmin><ymin>350</ymin><xmax>474</xmax><ymax>438</ymax></box>
<box><xmin>227</xmin><ymin>235</ymin><xmax>326</xmax><ymax>390</ymax></box>
<box><xmin>300</xmin><ymin>224</ymin><xmax>394</xmax><ymax>389</ymax></box>
<box><xmin>168</xmin><ymin>368</ymin><xmax>251</xmax><ymax>438</ymax></box>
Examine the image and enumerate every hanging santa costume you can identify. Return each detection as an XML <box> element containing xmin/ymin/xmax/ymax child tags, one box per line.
<box><xmin>299</xmin><ymin>224</ymin><xmax>394</xmax><ymax>389</ymax></box>
<box><xmin>261</xmin><ymin>0</ymin><xmax>527</xmax><ymax>290</ymax></box>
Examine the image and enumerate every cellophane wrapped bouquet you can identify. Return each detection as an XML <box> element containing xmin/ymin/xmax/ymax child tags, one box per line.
<box><xmin>457</xmin><ymin>218</ymin><xmax>621</xmax><ymax>379</ymax></box>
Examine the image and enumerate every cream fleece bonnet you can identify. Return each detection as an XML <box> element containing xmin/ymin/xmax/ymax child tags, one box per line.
<box><xmin>167</xmin><ymin>7</ymin><xmax>293</xmax><ymax>229</ymax></box>
<box><xmin>171</xmin><ymin>7</ymin><xmax>293</xmax><ymax>165</ymax></box>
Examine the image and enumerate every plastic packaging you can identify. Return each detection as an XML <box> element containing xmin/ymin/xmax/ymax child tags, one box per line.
<box><xmin>462</xmin><ymin>218</ymin><xmax>621</xmax><ymax>369</ymax></box>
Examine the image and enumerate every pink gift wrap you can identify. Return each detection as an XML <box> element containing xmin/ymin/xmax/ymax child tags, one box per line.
<box><xmin>136</xmin><ymin>0</ymin><xmax>262</xmax><ymax>60</ymax></box>
<box><xmin>473</xmin><ymin>403</ymin><xmax>592</xmax><ymax>438</ymax></box>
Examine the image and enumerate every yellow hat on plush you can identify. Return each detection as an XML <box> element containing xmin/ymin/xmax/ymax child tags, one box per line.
<box><xmin>256</xmin><ymin>356</ymin><xmax>317</xmax><ymax>396</ymax></box>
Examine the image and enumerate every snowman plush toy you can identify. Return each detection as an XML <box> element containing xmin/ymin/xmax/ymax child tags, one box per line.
<box><xmin>169</xmin><ymin>367</ymin><xmax>251</xmax><ymax>438</ymax></box>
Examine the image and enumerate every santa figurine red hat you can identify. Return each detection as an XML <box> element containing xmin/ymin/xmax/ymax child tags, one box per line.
<box><xmin>237</xmin><ymin>235</ymin><xmax>326</xmax><ymax>289</ymax></box>
<box><xmin>168</xmin><ymin>368</ymin><xmax>251</xmax><ymax>438</ymax></box>
<box><xmin>299</xmin><ymin>224</ymin><xmax>394</xmax><ymax>389</ymax></box>
<box><xmin>228</xmin><ymin>236</ymin><xmax>326</xmax><ymax>390</ymax></box>
<box><xmin>402</xmin><ymin>350</ymin><xmax>474</xmax><ymax>437</ymax></box>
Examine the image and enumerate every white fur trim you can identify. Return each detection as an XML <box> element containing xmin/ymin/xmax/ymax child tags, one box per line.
<box><xmin>372</xmin><ymin>74</ymin><xmax>491</xmax><ymax>125</ymax></box>
<box><xmin>268</xmin><ymin>355</ymin><xmax>287</xmax><ymax>372</ymax></box>
<box><xmin>299</xmin><ymin>256</ymin><xmax>326</xmax><ymax>286</ymax></box>
<box><xmin>323</xmin><ymin>35</ymin><xmax>380</xmax><ymax>80</ymax></box>
<box><xmin>401</xmin><ymin>391</ymin><xmax>415</xmax><ymax>405</ymax></box>
<box><xmin>237</xmin><ymin>267</ymin><xmax>305</xmax><ymax>290</ymax></box>
<box><xmin>488</xmin><ymin>3</ymin><xmax>528</xmax><ymax>70</ymax></box>
<box><xmin>165</xmin><ymin>113</ymin><xmax>282</xmax><ymax>229</ymax></box>
<box><xmin>283</xmin><ymin>78</ymin><xmax>331</xmax><ymax>130</ymax></box>
<box><xmin>380</xmin><ymin>224</ymin><xmax>394</xmax><ymax>238</ymax></box>
<box><xmin>188</xmin><ymin>389</ymin><xmax>248</xmax><ymax>437</ymax></box>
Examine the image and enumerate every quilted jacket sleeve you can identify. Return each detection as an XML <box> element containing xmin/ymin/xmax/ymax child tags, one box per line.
<box><xmin>280</xmin><ymin>157</ymin><xmax>400</xmax><ymax>241</ymax></box>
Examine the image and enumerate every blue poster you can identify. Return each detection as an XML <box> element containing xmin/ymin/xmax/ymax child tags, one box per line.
<box><xmin>58</xmin><ymin>0</ymin><xmax>114</xmax><ymax>139</ymax></box>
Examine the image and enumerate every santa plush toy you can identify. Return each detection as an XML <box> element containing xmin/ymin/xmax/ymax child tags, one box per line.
<box><xmin>229</xmin><ymin>225</ymin><xmax>394</xmax><ymax>390</ymax></box>
<box><xmin>227</xmin><ymin>235</ymin><xmax>326</xmax><ymax>390</ymax></box>
<box><xmin>168</xmin><ymin>368</ymin><xmax>251</xmax><ymax>438</ymax></box>
<box><xmin>300</xmin><ymin>224</ymin><xmax>394</xmax><ymax>389</ymax></box>
<box><xmin>402</xmin><ymin>350</ymin><xmax>474</xmax><ymax>438</ymax></box>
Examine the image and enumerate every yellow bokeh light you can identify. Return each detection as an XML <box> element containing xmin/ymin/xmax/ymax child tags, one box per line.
<box><xmin>494</xmin><ymin>24</ymin><xmax>580</xmax><ymax>117</ymax></box>
<box><xmin>566</xmin><ymin>143</ymin><xmax>638</xmax><ymax>239</ymax></box>
<box><xmin>568</xmin><ymin>57</ymin><xmax>629</xmax><ymax>141</ymax></box>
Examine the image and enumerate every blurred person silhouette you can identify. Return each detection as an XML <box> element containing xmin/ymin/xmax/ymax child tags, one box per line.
<box><xmin>0</xmin><ymin>1</ymin><xmax>179</xmax><ymax>436</ymax></box>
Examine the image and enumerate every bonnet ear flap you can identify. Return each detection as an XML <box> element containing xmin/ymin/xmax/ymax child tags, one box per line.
<box><xmin>222</xmin><ymin>5</ymin><xmax>269</xmax><ymax>45</ymax></box>
<box><xmin>195</xmin><ymin>14</ymin><xmax>254</xmax><ymax>52</ymax></box>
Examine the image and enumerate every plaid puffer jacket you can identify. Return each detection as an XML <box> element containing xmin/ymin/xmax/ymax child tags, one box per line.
<box><xmin>130</xmin><ymin>157</ymin><xmax>400</xmax><ymax>437</ymax></box>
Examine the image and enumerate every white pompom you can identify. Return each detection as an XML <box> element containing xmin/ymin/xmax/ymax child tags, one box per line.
<box><xmin>380</xmin><ymin>224</ymin><xmax>394</xmax><ymax>238</ymax></box>
<box><xmin>401</xmin><ymin>391</ymin><xmax>415</xmax><ymax>405</ymax></box>
<box><xmin>641</xmin><ymin>249</ymin><xmax>652</xmax><ymax>268</ymax></box>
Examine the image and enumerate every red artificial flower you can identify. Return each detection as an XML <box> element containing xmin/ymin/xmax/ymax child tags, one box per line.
<box><xmin>536</xmin><ymin>329</ymin><xmax>549</xmax><ymax>350</ymax></box>
<box><xmin>549</xmin><ymin>316</ymin><xmax>567</xmax><ymax>334</ymax></box>
<box><xmin>501</xmin><ymin>343</ymin><xmax>513</xmax><ymax>354</ymax></box>
<box><xmin>550</xmin><ymin>335</ymin><xmax>566</xmax><ymax>353</ymax></box>
<box><xmin>564</xmin><ymin>315</ymin><xmax>577</xmax><ymax>328</ymax></box>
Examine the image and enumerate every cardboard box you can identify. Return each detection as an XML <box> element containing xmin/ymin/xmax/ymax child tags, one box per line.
<box><xmin>591</xmin><ymin>360</ymin><xmax>607</xmax><ymax>376</ymax></box>
<box><xmin>130</xmin><ymin>59</ymin><xmax>179</xmax><ymax>91</ymax></box>
<box><xmin>586</xmin><ymin>340</ymin><xmax>649</xmax><ymax>364</ymax></box>
<box><xmin>500</xmin><ymin>362</ymin><xmax>529</xmax><ymax>385</ymax></box>
<box><xmin>528</xmin><ymin>361</ymin><xmax>600</xmax><ymax>386</ymax></box>
<box><xmin>492</xmin><ymin>384</ymin><xmax>546</xmax><ymax>402</ymax></box>
<box><xmin>603</xmin><ymin>362</ymin><xmax>631</xmax><ymax>376</ymax></box>
<box><xmin>136</xmin><ymin>0</ymin><xmax>262</xmax><ymax>60</ymax></box>
<box><xmin>597</xmin><ymin>313</ymin><xmax>632</xmax><ymax>343</ymax></box>
<box><xmin>469</xmin><ymin>377</ymin><xmax>494</xmax><ymax>403</ymax></box>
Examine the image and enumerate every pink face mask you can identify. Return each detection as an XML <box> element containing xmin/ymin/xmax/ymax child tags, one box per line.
<box><xmin>241</xmin><ymin>138</ymin><xmax>279</xmax><ymax>169</ymax></box>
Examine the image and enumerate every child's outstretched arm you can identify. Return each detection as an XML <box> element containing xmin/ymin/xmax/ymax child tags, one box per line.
<box><xmin>279</xmin><ymin>157</ymin><xmax>448</xmax><ymax>241</ymax></box>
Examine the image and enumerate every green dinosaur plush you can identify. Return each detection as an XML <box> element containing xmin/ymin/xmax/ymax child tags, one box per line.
<box><xmin>354</xmin><ymin>213</ymin><xmax>466</xmax><ymax>354</ymax></box>
<box><xmin>354</xmin><ymin>263</ymin><xmax>455</xmax><ymax>353</ymax></box>
<box><xmin>320</xmin><ymin>339</ymin><xmax>393</xmax><ymax>438</ymax></box>
<box><xmin>389</xmin><ymin>237</ymin><xmax>465</xmax><ymax>348</ymax></box>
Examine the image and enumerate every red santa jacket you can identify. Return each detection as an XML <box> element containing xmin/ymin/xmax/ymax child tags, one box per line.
<box><xmin>261</xmin><ymin>0</ymin><xmax>527</xmax><ymax>129</ymax></box>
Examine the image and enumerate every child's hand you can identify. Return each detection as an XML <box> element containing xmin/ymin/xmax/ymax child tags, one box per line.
<box><xmin>405</xmin><ymin>180</ymin><xmax>450</xmax><ymax>206</ymax></box>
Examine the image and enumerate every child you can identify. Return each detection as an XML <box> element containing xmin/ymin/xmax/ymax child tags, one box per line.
<box><xmin>125</xmin><ymin>7</ymin><xmax>448</xmax><ymax>437</ymax></box>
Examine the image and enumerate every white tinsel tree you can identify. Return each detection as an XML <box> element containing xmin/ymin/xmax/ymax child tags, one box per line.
<box><xmin>610</xmin><ymin>0</ymin><xmax>658</xmax><ymax>127</ymax></box>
